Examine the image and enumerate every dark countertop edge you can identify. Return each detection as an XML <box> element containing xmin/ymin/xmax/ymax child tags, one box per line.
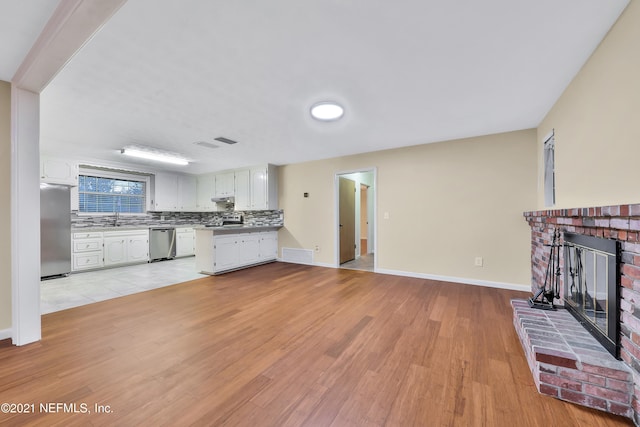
<box><xmin>194</xmin><ymin>225</ymin><xmax>282</xmax><ymax>234</ymax></box>
<box><xmin>72</xmin><ymin>225</ymin><xmax>283</xmax><ymax>233</ymax></box>
<box><xmin>72</xmin><ymin>225</ymin><xmax>200</xmax><ymax>233</ymax></box>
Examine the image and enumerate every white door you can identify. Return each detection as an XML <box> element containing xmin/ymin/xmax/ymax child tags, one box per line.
<box><xmin>215</xmin><ymin>172</ymin><xmax>235</xmax><ymax>197</ymax></box>
<box><xmin>250</xmin><ymin>167</ymin><xmax>268</xmax><ymax>210</ymax></box>
<box><xmin>234</xmin><ymin>169</ymin><xmax>250</xmax><ymax>211</ymax></box>
<box><xmin>259</xmin><ymin>232</ymin><xmax>278</xmax><ymax>260</ymax></box>
<box><xmin>127</xmin><ymin>236</ymin><xmax>149</xmax><ymax>262</ymax></box>
<box><xmin>176</xmin><ymin>230</ymin><xmax>195</xmax><ymax>257</ymax></box>
<box><xmin>239</xmin><ymin>234</ymin><xmax>260</xmax><ymax>265</ymax></box>
<box><xmin>154</xmin><ymin>172</ymin><xmax>178</xmax><ymax>211</ymax></box>
<box><xmin>178</xmin><ymin>174</ymin><xmax>197</xmax><ymax>211</ymax></box>
<box><xmin>196</xmin><ymin>174</ymin><xmax>215</xmax><ymax>211</ymax></box>
<box><xmin>214</xmin><ymin>235</ymin><xmax>239</xmax><ymax>272</ymax></box>
<box><xmin>104</xmin><ymin>237</ymin><xmax>127</xmax><ymax>266</ymax></box>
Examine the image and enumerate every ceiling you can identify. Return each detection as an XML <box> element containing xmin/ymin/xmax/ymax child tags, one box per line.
<box><xmin>2</xmin><ymin>0</ymin><xmax>630</xmax><ymax>174</ymax></box>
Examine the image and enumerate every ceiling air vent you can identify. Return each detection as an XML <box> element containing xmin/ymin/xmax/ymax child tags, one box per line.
<box><xmin>214</xmin><ymin>137</ymin><xmax>238</xmax><ymax>145</ymax></box>
<box><xmin>193</xmin><ymin>141</ymin><xmax>219</xmax><ymax>149</ymax></box>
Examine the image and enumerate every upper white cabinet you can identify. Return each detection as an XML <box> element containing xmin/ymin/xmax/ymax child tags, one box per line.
<box><xmin>247</xmin><ymin>164</ymin><xmax>278</xmax><ymax>210</ymax></box>
<box><xmin>214</xmin><ymin>172</ymin><xmax>235</xmax><ymax>198</ymax></box>
<box><xmin>41</xmin><ymin>157</ymin><xmax>78</xmax><ymax>186</ymax></box>
<box><xmin>177</xmin><ymin>174</ymin><xmax>197</xmax><ymax>211</ymax></box>
<box><xmin>234</xmin><ymin>169</ymin><xmax>250</xmax><ymax>211</ymax></box>
<box><xmin>153</xmin><ymin>172</ymin><xmax>197</xmax><ymax>212</ymax></box>
<box><xmin>194</xmin><ymin>164</ymin><xmax>278</xmax><ymax>211</ymax></box>
<box><xmin>196</xmin><ymin>173</ymin><xmax>216</xmax><ymax>211</ymax></box>
<box><xmin>153</xmin><ymin>172</ymin><xmax>178</xmax><ymax>211</ymax></box>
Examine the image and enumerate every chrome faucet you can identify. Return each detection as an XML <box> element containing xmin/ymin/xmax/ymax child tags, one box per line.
<box><xmin>114</xmin><ymin>212</ymin><xmax>120</xmax><ymax>227</ymax></box>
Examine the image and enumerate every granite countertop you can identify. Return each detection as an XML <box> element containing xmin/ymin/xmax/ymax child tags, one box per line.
<box><xmin>71</xmin><ymin>224</ymin><xmax>201</xmax><ymax>233</ymax></box>
<box><xmin>72</xmin><ymin>224</ymin><xmax>282</xmax><ymax>233</ymax></box>
<box><xmin>193</xmin><ymin>225</ymin><xmax>282</xmax><ymax>234</ymax></box>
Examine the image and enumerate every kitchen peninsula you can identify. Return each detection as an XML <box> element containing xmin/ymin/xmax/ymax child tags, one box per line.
<box><xmin>195</xmin><ymin>225</ymin><xmax>281</xmax><ymax>274</ymax></box>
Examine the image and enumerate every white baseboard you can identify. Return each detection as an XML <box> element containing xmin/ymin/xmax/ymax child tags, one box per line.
<box><xmin>374</xmin><ymin>268</ymin><xmax>530</xmax><ymax>292</ymax></box>
<box><xmin>0</xmin><ymin>328</ymin><xmax>12</xmax><ymax>341</ymax></box>
<box><xmin>274</xmin><ymin>260</ymin><xmax>529</xmax><ymax>292</ymax></box>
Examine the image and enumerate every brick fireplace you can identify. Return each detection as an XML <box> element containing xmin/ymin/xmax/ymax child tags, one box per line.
<box><xmin>519</xmin><ymin>203</ymin><xmax>640</xmax><ymax>423</ymax></box>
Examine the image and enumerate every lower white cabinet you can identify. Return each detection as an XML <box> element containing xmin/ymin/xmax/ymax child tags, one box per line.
<box><xmin>72</xmin><ymin>231</ymin><xmax>104</xmax><ymax>271</ymax></box>
<box><xmin>103</xmin><ymin>229</ymin><xmax>149</xmax><ymax>267</ymax></box>
<box><xmin>195</xmin><ymin>230</ymin><xmax>278</xmax><ymax>274</ymax></box>
<box><xmin>176</xmin><ymin>227</ymin><xmax>196</xmax><ymax>257</ymax></box>
<box><xmin>213</xmin><ymin>235</ymin><xmax>241</xmax><ymax>271</ymax></box>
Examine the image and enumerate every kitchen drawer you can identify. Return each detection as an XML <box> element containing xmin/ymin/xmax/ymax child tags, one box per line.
<box><xmin>103</xmin><ymin>229</ymin><xmax>149</xmax><ymax>238</ymax></box>
<box><xmin>73</xmin><ymin>231</ymin><xmax>103</xmax><ymax>239</ymax></box>
<box><xmin>72</xmin><ymin>252</ymin><xmax>103</xmax><ymax>271</ymax></box>
<box><xmin>73</xmin><ymin>239</ymin><xmax>102</xmax><ymax>253</ymax></box>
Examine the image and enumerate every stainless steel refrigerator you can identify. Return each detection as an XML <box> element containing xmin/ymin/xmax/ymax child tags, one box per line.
<box><xmin>40</xmin><ymin>184</ymin><xmax>71</xmax><ymax>278</ymax></box>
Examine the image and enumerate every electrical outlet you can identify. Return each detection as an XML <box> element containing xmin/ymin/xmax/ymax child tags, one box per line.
<box><xmin>474</xmin><ymin>257</ymin><xmax>483</xmax><ymax>267</ymax></box>
<box><xmin>383</xmin><ymin>212</ymin><xmax>390</xmax><ymax>220</ymax></box>
<box><xmin>315</xmin><ymin>245</ymin><xmax>320</xmax><ymax>252</ymax></box>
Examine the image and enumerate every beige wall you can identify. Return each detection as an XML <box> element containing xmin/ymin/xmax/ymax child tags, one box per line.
<box><xmin>279</xmin><ymin>129</ymin><xmax>537</xmax><ymax>287</ymax></box>
<box><xmin>0</xmin><ymin>81</ymin><xmax>11</xmax><ymax>331</ymax></box>
<box><xmin>537</xmin><ymin>1</ymin><xmax>640</xmax><ymax>209</ymax></box>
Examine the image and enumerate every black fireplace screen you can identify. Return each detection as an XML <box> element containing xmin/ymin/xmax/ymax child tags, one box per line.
<box><xmin>564</xmin><ymin>232</ymin><xmax>620</xmax><ymax>358</ymax></box>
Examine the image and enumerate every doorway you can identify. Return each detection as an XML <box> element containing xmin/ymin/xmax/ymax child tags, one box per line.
<box><xmin>336</xmin><ymin>169</ymin><xmax>376</xmax><ymax>272</ymax></box>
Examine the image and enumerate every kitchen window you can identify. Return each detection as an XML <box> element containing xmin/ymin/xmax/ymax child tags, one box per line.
<box><xmin>78</xmin><ymin>168</ymin><xmax>149</xmax><ymax>214</ymax></box>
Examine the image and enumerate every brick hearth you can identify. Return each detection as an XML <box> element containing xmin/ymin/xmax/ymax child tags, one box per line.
<box><xmin>522</xmin><ymin>203</ymin><xmax>640</xmax><ymax>424</ymax></box>
<box><xmin>512</xmin><ymin>299</ymin><xmax>633</xmax><ymax>417</ymax></box>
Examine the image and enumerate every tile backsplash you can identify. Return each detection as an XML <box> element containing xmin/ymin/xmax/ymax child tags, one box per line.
<box><xmin>71</xmin><ymin>210</ymin><xmax>284</xmax><ymax>229</ymax></box>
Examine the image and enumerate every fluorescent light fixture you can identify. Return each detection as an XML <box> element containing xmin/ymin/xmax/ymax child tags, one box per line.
<box><xmin>310</xmin><ymin>101</ymin><xmax>344</xmax><ymax>121</ymax></box>
<box><xmin>121</xmin><ymin>148</ymin><xmax>189</xmax><ymax>165</ymax></box>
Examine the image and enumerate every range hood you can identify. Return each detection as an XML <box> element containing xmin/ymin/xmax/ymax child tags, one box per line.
<box><xmin>211</xmin><ymin>196</ymin><xmax>234</xmax><ymax>203</ymax></box>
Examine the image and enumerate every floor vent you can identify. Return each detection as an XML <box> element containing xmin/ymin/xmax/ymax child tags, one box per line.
<box><xmin>281</xmin><ymin>248</ymin><xmax>314</xmax><ymax>264</ymax></box>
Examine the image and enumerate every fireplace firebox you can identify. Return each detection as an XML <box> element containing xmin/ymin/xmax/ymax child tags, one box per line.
<box><xmin>563</xmin><ymin>232</ymin><xmax>620</xmax><ymax>358</ymax></box>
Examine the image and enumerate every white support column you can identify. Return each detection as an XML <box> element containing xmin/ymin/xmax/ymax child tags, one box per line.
<box><xmin>11</xmin><ymin>87</ymin><xmax>41</xmax><ymax>345</ymax></box>
<box><xmin>8</xmin><ymin>0</ymin><xmax>127</xmax><ymax>346</ymax></box>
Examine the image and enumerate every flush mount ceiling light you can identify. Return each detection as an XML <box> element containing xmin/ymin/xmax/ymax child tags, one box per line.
<box><xmin>121</xmin><ymin>148</ymin><xmax>189</xmax><ymax>165</ymax></box>
<box><xmin>310</xmin><ymin>101</ymin><xmax>344</xmax><ymax>121</ymax></box>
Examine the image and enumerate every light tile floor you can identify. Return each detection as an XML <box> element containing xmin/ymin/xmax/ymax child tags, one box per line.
<box><xmin>340</xmin><ymin>253</ymin><xmax>375</xmax><ymax>272</ymax></box>
<box><xmin>40</xmin><ymin>257</ymin><xmax>208</xmax><ymax>314</ymax></box>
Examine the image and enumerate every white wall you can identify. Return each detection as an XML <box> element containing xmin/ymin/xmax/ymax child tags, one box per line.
<box><xmin>279</xmin><ymin>129</ymin><xmax>537</xmax><ymax>288</ymax></box>
<box><xmin>537</xmin><ymin>1</ymin><xmax>640</xmax><ymax>209</ymax></box>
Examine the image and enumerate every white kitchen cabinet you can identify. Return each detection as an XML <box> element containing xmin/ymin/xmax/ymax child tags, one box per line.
<box><xmin>232</xmin><ymin>165</ymin><xmax>278</xmax><ymax>211</ymax></box>
<box><xmin>71</xmin><ymin>231</ymin><xmax>104</xmax><ymax>271</ymax></box>
<box><xmin>103</xmin><ymin>229</ymin><xmax>149</xmax><ymax>266</ymax></box>
<box><xmin>195</xmin><ymin>229</ymin><xmax>279</xmax><ymax>274</ymax></box>
<box><xmin>196</xmin><ymin>173</ymin><xmax>217</xmax><ymax>211</ymax></box>
<box><xmin>214</xmin><ymin>172</ymin><xmax>235</xmax><ymax>198</ymax></box>
<box><xmin>234</xmin><ymin>169</ymin><xmax>250</xmax><ymax>211</ymax></box>
<box><xmin>41</xmin><ymin>157</ymin><xmax>79</xmax><ymax>186</ymax></box>
<box><xmin>178</xmin><ymin>174</ymin><xmax>197</xmax><ymax>211</ymax></box>
<box><xmin>128</xmin><ymin>234</ymin><xmax>149</xmax><ymax>262</ymax></box>
<box><xmin>104</xmin><ymin>237</ymin><xmax>126</xmax><ymax>265</ymax></box>
<box><xmin>176</xmin><ymin>227</ymin><xmax>196</xmax><ymax>257</ymax></box>
<box><xmin>213</xmin><ymin>235</ymin><xmax>240</xmax><ymax>272</ymax></box>
<box><xmin>153</xmin><ymin>172</ymin><xmax>178</xmax><ymax>211</ymax></box>
<box><xmin>238</xmin><ymin>233</ymin><xmax>260</xmax><ymax>265</ymax></box>
<box><xmin>258</xmin><ymin>231</ymin><xmax>278</xmax><ymax>261</ymax></box>
<box><xmin>153</xmin><ymin>173</ymin><xmax>197</xmax><ymax>211</ymax></box>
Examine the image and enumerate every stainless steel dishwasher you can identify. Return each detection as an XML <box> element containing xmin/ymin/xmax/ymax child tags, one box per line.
<box><xmin>149</xmin><ymin>227</ymin><xmax>176</xmax><ymax>261</ymax></box>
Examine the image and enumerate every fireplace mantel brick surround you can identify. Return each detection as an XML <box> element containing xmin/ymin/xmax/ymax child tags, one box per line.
<box><xmin>519</xmin><ymin>203</ymin><xmax>640</xmax><ymax>424</ymax></box>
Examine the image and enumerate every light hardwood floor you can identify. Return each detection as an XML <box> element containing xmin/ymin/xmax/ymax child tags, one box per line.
<box><xmin>0</xmin><ymin>262</ymin><xmax>633</xmax><ymax>426</ymax></box>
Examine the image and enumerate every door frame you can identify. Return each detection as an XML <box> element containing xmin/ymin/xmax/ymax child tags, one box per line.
<box><xmin>334</xmin><ymin>167</ymin><xmax>377</xmax><ymax>271</ymax></box>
